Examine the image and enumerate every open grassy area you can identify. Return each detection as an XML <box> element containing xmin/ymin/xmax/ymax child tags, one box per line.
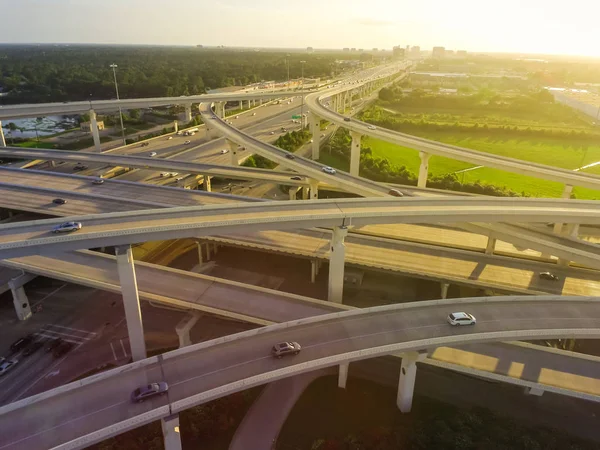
<box><xmin>13</xmin><ymin>140</ymin><xmax>56</xmax><ymax>149</ymax></box>
<box><xmin>363</xmin><ymin>134</ymin><xmax>600</xmax><ymax>199</ymax></box>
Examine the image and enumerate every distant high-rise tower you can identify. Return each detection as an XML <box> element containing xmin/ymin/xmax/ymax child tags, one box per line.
<box><xmin>392</xmin><ymin>46</ymin><xmax>406</xmax><ymax>59</ymax></box>
<box><xmin>410</xmin><ymin>46</ymin><xmax>420</xmax><ymax>58</ymax></box>
<box><xmin>432</xmin><ymin>46</ymin><xmax>446</xmax><ymax>58</ymax></box>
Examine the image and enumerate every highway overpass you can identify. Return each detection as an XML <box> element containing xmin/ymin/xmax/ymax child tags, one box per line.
<box><xmin>0</xmin><ymin>295</ymin><xmax>598</xmax><ymax>450</ymax></box>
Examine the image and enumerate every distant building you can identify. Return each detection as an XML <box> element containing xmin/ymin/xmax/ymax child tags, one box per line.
<box><xmin>196</xmin><ymin>45</ymin><xmax>203</xmax><ymax>48</ymax></box>
<box><xmin>372</xmin><ymin>48</ymin><xmax>378</xmax><ymax>52</ymax></box>
<box><xmin>343</xmin><ymin>48</ymin><xmax>350</xmax><ymax>52</ymax></box>
<box><xmin>351</xmin><ymin>48</ymin><xmax>357</xmax><ymax>52</ymax></box>
<box><xmin>432</xmin><ymin>46</ymin><xmax>446</xmax><ymax>58</ymax></box>
<box><xmin>410</xmin><ymin>46</ymin><xmax>421</xmax><ymax>57</ymax></box>
<box><xmin>306</xmin><ymin>47</ymin><xmax>314</xmax><ymax>53</ymax></box>
<box><xmin>446</xmin><ymin>49</ymin><xmax>455</xmax><ymax>56</ymax></box>
<box><xmin>456</xmin><ymin>50</ymin><xmax>467</xmax><ymax>57</ymax></box>
<box><xmin>392</xmin><ymin>46</ymin><xmax>406</xmax><ymax>59</ymax></box>
<box><xmin>80</xmin><ymin>121</ymin><xmax>104</xmax><ymax>132</ymax></box>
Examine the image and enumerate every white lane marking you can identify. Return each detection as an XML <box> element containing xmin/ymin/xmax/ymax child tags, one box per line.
<box><xmin>30</xmin><ymin>283</ymin><xmax>67</xmax><ymax>309</ymax></box>
<box><xmin>36</xmin><ymin>329</ymin><xmax>91</xmax><ymax>341</ymax></box>
<box><xmin>120</xmin><ymin>339</ymin><xmax>128</xmax><ymax>358</ymax></box>
<box><xmin>0</xmin><ymin>398</ymin><xmax>130</xmax><ymax>449</ymax></box>
<box><xmin>34</xmin><ymin>333</ymin><xmax>82</xmax><ymax>344</ymax></box>
<box><xmin>46</xmin><ymin>324</ymin><xmax>97</xmax><ymax>336</ymax></box>
<box><xmin>110</xmin><ymin>342</ymin><xmax>118</xmax><ymax>361</ymax></box>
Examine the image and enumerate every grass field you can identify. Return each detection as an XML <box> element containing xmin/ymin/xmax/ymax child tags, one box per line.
<box><xmin>13</xmin><ymin>141</ymin><xmax>56</xmax><ymax>149</ymax></box>
<box><xmin>363</xmin><ymin>133</ymin><xmax>600</xmax><ymax>199</ymax></box>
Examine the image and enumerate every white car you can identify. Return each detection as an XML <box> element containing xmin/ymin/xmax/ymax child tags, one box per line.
<box><xmin>322</xmin><ymin>166</ymin><xmax>337</xmax><ymax>175</ymax></box>
<box><xmin>92</xmin><ymin>178</ymin><xmax>104</xmax><ymax>185</ymax></box>
<box><xmin>149</xmin><ymin>152</ymin><xmax>157</xmax><ymax>157</ymax></box>
<box><xmin>52</xmin><ymin>222</ymin><xmax>82</xmax><ymax>234</ymax></box>
<box><xmin>368</xmin><ymin>125</ymin><xmax>376</xmax><ymax>130</ymax></box>
<box><xmin>252</xmin><ymin>113</ymin><xmax>257</xmax><ymax>116</ymax></box>
<box><xmin>184</xmin><ymin>140</ymin><xmax>191</xmax><ymax>145</ymax></box>
<box><xmin>167</xmin><ymin>136</ymin><xmax>173</xmax><ymax>140</ymax></box>
<box><xmin>447</xmin><ymin>312</ymin><xmax>476</xmax><ymax>326</ymax></box>
<box><xmin>0</xmin><ymin>358</ymin><xmax>17</xmax><ymax>376</ymax></box>
<box><xmin>220</xmin><ymin>149</ymin><xmax>229</xmax><ymax>154</ymax></box>
<box><xmin>235</xmin><ymin>115</ymin><xmax>239</xmax><ymax>119</ymax></box>
<box><xmin>170</xmin><ymin>172</ymin><xmax>179</xmax><ymax>177</ymax></box>
<box><xmin>160</xmin><ymin>172</ymin><xmax>170</xmax><ymax>177</ymax></box>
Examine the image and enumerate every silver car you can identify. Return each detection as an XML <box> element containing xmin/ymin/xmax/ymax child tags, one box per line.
<box><xmin>271</xmin><ymin>341</ymin><xmax>301</xmax><ymax>358</ymax></box>
<box><xmin>0</xmin><ymin>358</ymin><xmax>18</xmax><ymax>376</ymax></box>
<box><xmin>322</xmin><ymin>166</ymin><xmax>337</xmax><ymax>175</ymax></box>
<box><xmin>52</xmin><ymin>222</ymin><xmax>82</xmax><ymax>233</ymax></box>
<box><xmin>131</xmin><ymin>382</ymin><xmax>169</xmax><ymax>403</ymax></box>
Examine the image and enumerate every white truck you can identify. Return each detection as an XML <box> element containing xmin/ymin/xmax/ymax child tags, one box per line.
<box><xmin>183</xmin><ymin>128</ymin><xmax>199</xmax><ymax>136</ymax></box>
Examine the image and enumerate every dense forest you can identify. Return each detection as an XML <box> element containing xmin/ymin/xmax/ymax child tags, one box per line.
<box><xmin>0</xmin><ymin>45</ymin><xmax>370</xmax><ymax>104</ymax></box>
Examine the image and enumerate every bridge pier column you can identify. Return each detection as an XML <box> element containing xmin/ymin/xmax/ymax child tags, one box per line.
<box><xmin>301</xmin><ymin>186</ymin><xmax>309</xmax><ymax>200</ymax></box>
<box><xmin>8</xmin><ymin>273</ymin><xmax>35</xmax><ymax>321</ymax></box>
<box><xmin>309</xmin><ymin>112</ymin><xmax>320</xmax><ymax>160</ymax></box>
<box><xmin>176</xmin><ymin>312</ymin><xmax>201</xmax><ymax>348</ymax></box>
<box><xmin>440</xmin><ymin>282</ymin><xmax>449</xmax><ymax>299</ymax></box>
<box><xmin>227</xmin><ymin>140</ymin><xmax>239</xmax><ymax>166</ymax></box>
<box><xmin>202</xmin><ymin>175</ymin><xmax>212</xmax><ymax>192</ymax></box>
<box><xmin>115</xmin><ymin>245</ymin><xmax>146</xmax><ymax>362</ymax></box>
<box><xmin>485</xmin><ymin>236</ymin><xmax>496</xmax><ymax>255</ymax></box>
<box><xmin>310</xmin><ymin>259</ymin><xmax>317</xmax><ymax>283</ymax></box>
<box><xmin>350</xmin><ymin>131</ymin><xmax>362</xmax><ymax>176</ymax></box>
<box><xmin>288</xmin><ymin>186</ymin><xmax>300</xmax><ymax>200</ymax></box>
<box><xmin>161</xmin><ymin>414</ymin><xmax>182</xmax><ymax>450</ymax></box>
<box><xmin>418</xmin><ymin>151</ymin><xmax>430</xmax><ymax>188</ymax></box>
<box><xmin>216</xmin><ymin>102</ymin><xmax>226</xmax><ymax>119</ymax></box>
<box><xmin>328</xmin><ymin>226</ymin><xmax>348</xmax><ymax>303</ymax></box>
<box><xmin>397</xmin><ymin>351</ymin><xmax>427</xmax><ymax>413</ymax></box>
<box><xmin>239</xmin><ymin>100</ymin><xmax>243</xmax><ymax>110</ymax></box>
<box><xmin>89</xmin><ymin>109</ymin><xmax>102</xmax><ymax>152</ymax></box>
<box><xmin>173</xmin><ymin>121</ymin><xmax>178</xmax><ymax>133</ymax></box>
<box><xmin>553</xmin><ymin>184</ymin><xmax>573</xmax><ymax>235</ymax></box>
<box><xmin>196</xmin><ymin>242</ymin><xmax>204</xmax><ymax>264</ymax></box>
<box><xmin>0</xmin><ymin>120</ymin><xmax>6</xmax><ymax>147</ymax></box>
<box><xmin>309</xmin><ymin>179</ymin><xmax>319</xmax><ymax>199</ymax></box>
<box><xmin>184</xmin><ymin>104</ymin><xmax>192</xmax><ymax>123</ymax></box>
<box><xmin>338</xmin><ymin>362</ymin><xmax>349</xmax><ymax>389</ymax></box>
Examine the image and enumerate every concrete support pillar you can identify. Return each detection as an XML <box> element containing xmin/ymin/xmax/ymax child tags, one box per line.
<box><xmin>418</xmin><ymin>151</ymin><xmax>431</xmax><ymax>188</ymax></box>
<box><xmin>115</xmin><ymin>245</ymin><xmax>146</xmax><ymax>362</ymax></box>
<box><xmin>227</xmin><ymin>140</ymin><xmax>239</xmax><ymax>165</ymax></box>
<box><xmin>239</xmin><ymin>100</ymin><xmax>243</xmax><ymax>109</ymax></box>
<box><xmin>175</xmin><ymin>312</ymin><xmax>201</xmax><ymax>348</ymax></box>
<box><xmin>309</xmin><ymin>112</ymin><xmax>320</xmax><ymax>160</ymax></box>
<box><xmin>89</xmin><ymin>109</ymin><xmax>102</xmax><ymax>152</ymax></box>
<box><xmin>310</xmin><ymin>259</ymin><xmax>317</xmax><ymax>283</ymax></box>
<box><xmin>397</xmin><ymin>352</ymin><xmax>422</xmax><ymax>413</ymax></box>
<box><xmin>288</xmin><ymin>187</ymin><xmax>300</xmax><ymax>200</ymax></box>
<box><xmin>214</xmin><ymin>102</ymin><xmax>225</xmax><ymax>119</ymax></box>
<box><xmin>440</xmin><ymin>282</ymin><xmax>449</xmax><ymax>300</ymax></box>
<box><xmin>350</xmin><ymin>131</ymin><xmax>362</xmax><ymax>177</ymax></box>
<box><xmin>202</xmin><ymin>175</ymin><xmax>212</xmax><ymax>192</ymax></box>
<box><xmin>338</xmin><ymin>362</ymin><xmax>349</xmax><ymax>389</ymax></box>
<box><xmin>309</xmin><ymin>179</ymin><xmax>319</xmax><ymax>200</ymax></box>
<box><xmin>196</xmin><ymin>242</ymin><xmax>204</xmax><ymax>264</ymax></box>
<box><xmin>184</xmin><ymin>104</ymin><xmax>192</xmax><ymax>123</ymax></box>
<box><xmin>49</xmin><ymin>161</ymin><xmax>56</xmax><ymax>168</ymax></box>
<box><xmin>205</xmin><ymin>242</ymin><xmax>212</xmax><ymax>261</ymax></box>
<box><xmin>328</xmin><ymin>226</ymin><xmax>348</xmax><ymax>303</ymax></box>
<box><xmin>0</xmin><ymin>120</ymin><xmax>6</xmax><ymax>147</ymax></box>
<box><xmin>161</xmin><ymin>414</ymin><xmax>182</xmax><ymax>450</ymax></box>
<box><xmin>553</xmin><ymin>184</ymin><xmax>573</xmax><ymax>234</ymax></box>
<box><xmin>173</xmin><ymin>121</ymin><xmax>178</xmax><ymax>133</ymax></box>
<box><xmin>8</xmin><ymin>273</ymin><xmax>35</xmax><ymax>321</ymax></box>
<box><xmin>302</xmin><ymin>186</ymin><xmax>309</xmax><ymax>200</ymax></box>
<box><xmin>485</xmin><ymin>236</ymin><xmax>496</xmax><ymax>255</ymax></box>
<box><xmin>568</xmin><ymin>223</ymin><xmax>580</xmax><ymax>238</ymax></box>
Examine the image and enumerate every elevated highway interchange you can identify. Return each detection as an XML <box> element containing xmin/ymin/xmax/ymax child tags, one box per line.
<box><xmin>0</xmin><ymin>296</ymin><xmax>599</xmax><ymax>450</ymax></box>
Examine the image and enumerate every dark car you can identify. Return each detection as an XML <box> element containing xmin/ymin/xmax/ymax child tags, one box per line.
<box><xmin>23</xmin><ymin>341</ymin><xmax>43</xmax><ymax>357</ymax></box>
<box><xmin>45</xmin><ymin>338</ymin><xmax>64</xmax><ymax>353</ymax></box>
<box><xmin>52</xmin><ymin>198</ymin><xmax>67</xmax><ymax>205</ymax></box>
<box><xmin>343</xmin><ymin>117</ymin><xmax>351</xmax><ymax>122</ymax></box>
<box><xmin>290</xmin><ymin>176</ymin><xmax>303</xmax><ymax>181</ymax></box>
<box><xmin>285</xmin><ymin>154</ymin><xmax>295</xmax><ymax>160</ymax></box>
<box><xmin>74</xmin><ymin>164</ymin><xmax>88</xmax><ymax>171</ymax></box>
<box><xmin>140</xmin><ymin>142</ymin><xmax>149</xmax><ymax>147</ymax></box>
<box><xmin>539</xmin><ymin>272</ymin><xmax>559</xmax><ymax>281</ymax></box>
<box><xmin>388</xmin><ymin>189</ymin><xmax>404</xmax><ymax>197</ymax></box>
<box><xmin>10</xmin><ymin>335</ymin><xmax>34</xmax><ymax>353</ymax></box>
<box><xmin>271</xmin><ymin>341</ymin><xmax>301</xmax><ymax>358</ymax></box>
<box><xmin>131</xmin><ymin>382</ymin><xmax>169</xmax><ymax>403</ymax></box>
<box><xmin>53</xmin><ymin>341</ymin><xmax>74</xmax><ymax>358</ymax></box>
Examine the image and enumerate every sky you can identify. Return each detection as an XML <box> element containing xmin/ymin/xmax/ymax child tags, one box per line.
<box><xmin>1</xmin><ymin>0</ymin><xmax>599</xmax><ymax>56</ymax></box>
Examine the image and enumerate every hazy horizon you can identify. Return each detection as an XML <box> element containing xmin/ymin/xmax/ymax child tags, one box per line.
<box><xmin>1</xmin><ymin>0</ymin><xmax>599</xmax><ymax>57</ymax></box>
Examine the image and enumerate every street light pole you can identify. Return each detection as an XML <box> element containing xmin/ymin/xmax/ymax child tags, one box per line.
<box><xmin>300</xmin><ymin>60</ymin><xmax>306</xmax><ymax>129</ymax></box>
<box><xmin>110</xmin><ymin>64</ymin><xmax>127</xmax><ymax>146</ymax></box>
<box><xmin>286</xmin><ymin>54</ymin><xmax>290</xmax><ymax>89</ymax></box>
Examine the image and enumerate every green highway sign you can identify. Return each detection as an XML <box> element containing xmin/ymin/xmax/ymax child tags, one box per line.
<box><xmin>292</xmin><ymin>114</ymin><xmax>302</xmax><ymax>119</ymax></box>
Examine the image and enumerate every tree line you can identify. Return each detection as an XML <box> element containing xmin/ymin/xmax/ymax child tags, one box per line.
<box><xmin>0</xmin><ymin>45</ymin><xmax>364</xmax><ymax>104</ymax></box>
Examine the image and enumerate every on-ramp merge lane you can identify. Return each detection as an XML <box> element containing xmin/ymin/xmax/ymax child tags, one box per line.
<box><xmin>0</xmin><ymin>296</ymin><xmax>598</xmax><ymax>450</ymax></box>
